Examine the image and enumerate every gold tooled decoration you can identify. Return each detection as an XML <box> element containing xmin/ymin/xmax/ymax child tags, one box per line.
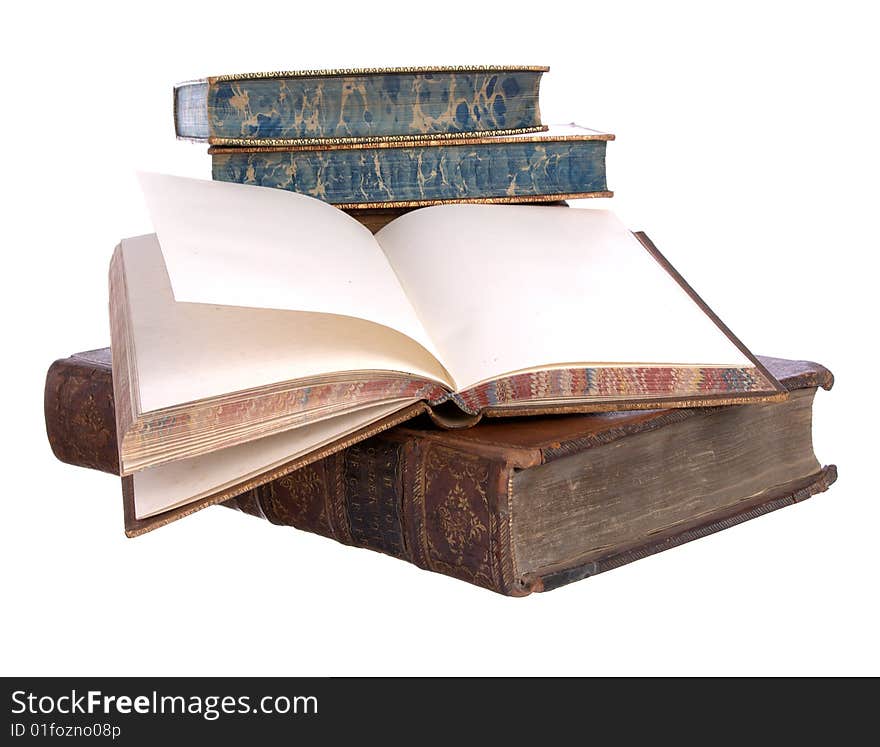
<box><xmin>206</xmin><ymin>65</ymin><xmax>550</xmax><ymax>84</ymax></box>
<box><xmin>297</xmin><ymin>193</ymin><xmax>614</xmax><ymax>211</ymax></box>
<box><xmin>206</xmin><ymin>125</ymin><xmax>550</xmax><ymax>147</ymax></box>
<box><xmin>436</xmin><ymin>483</ymin><xmax>488</xmax><ymax>557</ymax></box>
<box><xmin>208</xmin><ymin>129</ymin><xmax>614</xmax><ymax>152</ymax></box>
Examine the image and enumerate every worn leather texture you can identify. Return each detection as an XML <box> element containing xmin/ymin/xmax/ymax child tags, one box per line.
<box><xmin>45</xmin><ymin>351</ymin><xmax>835</xmax><ymax>595</ymax></box>
<box><xmin>45</xmin><ymin>349</ymin><xmax>117</xmax><ymax>474</ymax></box>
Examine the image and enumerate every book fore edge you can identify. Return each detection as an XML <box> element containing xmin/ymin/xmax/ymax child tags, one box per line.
<box><xmin>123</xmin><ymin>401</ymin><xmax>430</xmax><ymax>537</ymax></box>
<box><xmin>519</xmin><ymin>464</ymin><xmax>838</xmax><ymax>594</ymax></box>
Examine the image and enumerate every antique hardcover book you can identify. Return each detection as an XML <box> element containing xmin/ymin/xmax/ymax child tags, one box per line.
<box><xmin>174</xmin><ymin>65</ymin><xmax>548</xmax><ymax>145</ymax></box>
<box><xmin>45</xmin><ymin>351</ymin><xmax>836</xmax><ymax>594</ymax></box>
<box><xmin>209</xmin><ymin>124</ymin><xmax>613</xmax><ymax>208</ymax></box>
<box><xmin>112</xmin><ymin>173</ymin><xmax>785</xmax><ymax>526</ymax></box>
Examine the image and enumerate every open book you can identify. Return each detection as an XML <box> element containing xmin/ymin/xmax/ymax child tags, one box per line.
<box><xmin>111</xmin><ymin>174</ymin><xmax>784</xmax><ymax>529</ymax></box>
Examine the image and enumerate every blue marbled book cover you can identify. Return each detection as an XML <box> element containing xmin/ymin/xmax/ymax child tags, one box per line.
<box><xmin>176</xmin><ymin>66</ymin><xmax>547</xmax><ymax>144</ymax></box>
<box><xmin>209</xmin><ymin>126</ymin><xmax>612</xmax><ymax>208</ymax></box>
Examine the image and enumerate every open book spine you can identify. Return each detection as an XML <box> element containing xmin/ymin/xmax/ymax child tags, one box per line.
<box><xmin>45</xmin><ymin>350</ymin><xmax>836</xmax><ymax>595</ymax></box>
<box><xmin>209</xmin><ymin>135</ymin><xmax>611</xmax><ymax>209</ymax></box>
<box><xmin>175</xmin><ymin>66</ymin><xmax>547</xmax><ymax>144</ymax></box>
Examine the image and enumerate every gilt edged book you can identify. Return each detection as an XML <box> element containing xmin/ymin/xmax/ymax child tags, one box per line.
<box><xmin>174</xmin><ymin>65</ymin><xmax>548</xmax><ymax>145</ymax></box>
<box><xmin>209</xmin><ymin>124</ymin><xmax>612</xmax><ymax>208</ymax></box>
<box><xmin>46</xmin><ymin>350</ymin><xmax>834</xmax><ymax>593</ymax></box>
<box><xmin>112</xmin><ymin>174</ymin><xmax>784</xmax><ymax>527</ymax></box>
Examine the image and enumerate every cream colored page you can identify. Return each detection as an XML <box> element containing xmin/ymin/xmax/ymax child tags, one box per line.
<box><xmin>121</xmin><ymin>235</ymin><xmax>452</xmax><ymax>413</ymax></box>
<box><xmin>377</xmin><ymin>205</ymin><xmax>751</xmax><ymax>390</ymax></box>
<box><xmin>133</xmin><ymin>399</ymin><xmax>417</xmax><ymax>519</ymax></box>
<box><xmin>138</xmin><ymin>173</ymin><xmax>435</xmax><ymax>355</ymax></box>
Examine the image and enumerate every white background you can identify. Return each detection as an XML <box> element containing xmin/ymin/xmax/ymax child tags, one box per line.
<box><xmin>2</xmin><ymin>1</ymin><xmax>877</xmax><ymax>676</ymax></box>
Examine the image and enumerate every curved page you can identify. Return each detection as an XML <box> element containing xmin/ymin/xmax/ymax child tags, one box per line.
<box><xmin>120</xmin><ymin>235</ymin><xmax>451</xmax><ymax>413</ymax></box>
<box><xmin>138</xmin><ymin>172</ymin><xmax>437</xmax><ymax>358</ymax></box>
<box><xmin>132</xmin><ymin>398</ymin><xmax>418</xmax><ymax>519</ymax></box>
<box><xmin>376</xmin><ymin>205</ymin><xmax>752</xmax><ymax>391</ymax></box>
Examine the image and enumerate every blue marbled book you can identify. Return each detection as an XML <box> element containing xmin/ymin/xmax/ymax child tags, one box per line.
<box><xmin>176</xmin><ymin>65</ymin><xmax>547</xmax><ymax>145</ymax></box>
<box><xmin>209</xmin><ymin>124</ymin><xmax>613</xmax><ymax>209</ymax></box>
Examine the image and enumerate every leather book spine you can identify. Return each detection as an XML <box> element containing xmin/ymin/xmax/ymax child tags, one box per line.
<box><xmin>45</xmin><ymin>350</ymin><xmax>118</xmax><ymax>475</ymax></box>
<box><xmin>226</xmin><ymin>435</ymin><xmax>519</xmax><ymax>595</ymax></box>
<box><xmin>402</xmin><ymin>436</ymin><xmax>518</xmax><ymax>594</ymax></box>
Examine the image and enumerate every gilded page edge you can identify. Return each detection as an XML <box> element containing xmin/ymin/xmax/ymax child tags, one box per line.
<box><xmin>123</xmin><ymin>401</ymin><xmax>430</xmax><ymax>537</ymax></box>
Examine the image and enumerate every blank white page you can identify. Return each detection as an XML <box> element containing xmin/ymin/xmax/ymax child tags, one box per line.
<box><xmin>138</xmin><ymin>172</ymin><xmax>435</xmax><ymax>356</ymax></box>
<box><xmin>120</xmin><ymin>235</ymin><xmax>452</xmax><ymax>413</ymax></box>
<box><xmin>377</xmin><ymin>205</ymin><xmax>751</xmax><ymax>391</ymax></box>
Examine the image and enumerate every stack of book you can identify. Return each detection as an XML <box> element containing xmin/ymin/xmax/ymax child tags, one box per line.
<box><xmin>45</xmin><ymin>65</ymin><xmax>835</xmax><ymax>595</ymax></box>
<box><xmin>174</xmin><ymin>66</ymin><xmax>612</xmax><ymax>214</ymax></box>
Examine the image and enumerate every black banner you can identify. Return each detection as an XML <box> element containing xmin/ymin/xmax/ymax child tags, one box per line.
<box><xmin>4</xmin><ymin>676</ymin><xmax>802</xmax><ymax>741</ymax></box>
<box><xmin>3</xmin><ymin>677</ymin><xmax>508</xmax><ymax>742</ymax></box>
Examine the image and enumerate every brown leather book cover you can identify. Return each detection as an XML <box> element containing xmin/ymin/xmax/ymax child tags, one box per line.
<box><xmin>46</xmin><ymin>350</ymin><xmax>836</xmax><ymax>595</ymax></box>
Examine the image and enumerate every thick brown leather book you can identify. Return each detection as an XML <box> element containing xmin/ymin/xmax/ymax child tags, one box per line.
<box><xmin>46</xmin><ymin>350</ymin><xmax>835</xmax><ymax>595</ymax></box>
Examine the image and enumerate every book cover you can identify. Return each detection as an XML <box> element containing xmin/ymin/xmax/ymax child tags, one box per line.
<box><xmin>45</xmin><ymin>350</ymin><xmax>835</xmax><ymax>594</ymax></box>
<box><xmin>175</xmin><ymin>65</ymin><xmax>548</xmax><ymax>145</ymax></box>
<box><xmin>209</xmin><ymin>124</ymin><xmax>613</xmax><ymax>208</ymax></box>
